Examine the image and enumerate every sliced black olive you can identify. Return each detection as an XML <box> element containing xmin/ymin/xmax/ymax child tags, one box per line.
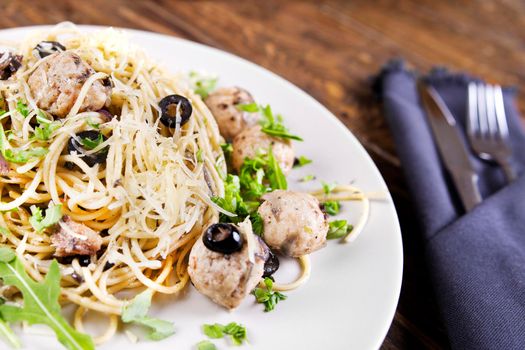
<box><xmin>263</xmin><ymin>249</ymin><xmax>280</xmax><ymax>278</ymax></box>
<box><xmin>0</xmin><ymin>53</ymin><xmax>22</xmax><ymax>80</ymax></box>
<box><xmin>68</xmin><ymin>130</ymin><xmax>108</xmax><ymax>167</ymax></box>
<box><xmin>158</xmin><ymin>94</ymin><xmax>192</xmax><ymax>128</ymax></box>
<box><xmin>34</xmin><ymin>41</ymin><xmax>66</xmax><ymax>58</ymax></box>
<box><xmin>203</xmin><ymin>223</ymin><xmax>243</xmax><ymax>254</ymax></box>
<box><xmin>103</xmin><ymin>261</ymin><xmax>115</xmax><ymax>271</ymax></box>
<box><xmin>77</xmin><ymin>255</ymin><xmax>91</xmax><ymax>267</ymax></box>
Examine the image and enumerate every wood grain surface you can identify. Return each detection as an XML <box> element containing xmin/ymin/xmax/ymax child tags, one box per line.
<box><xmin>2</xmin><ymin>0</ymin><xmax>524</xmax><ymax>348</ymax></box>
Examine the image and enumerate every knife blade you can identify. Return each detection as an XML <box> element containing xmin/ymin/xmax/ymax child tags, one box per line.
<box><xmin>419</xmin><ymin>83</ymin><xmax>482</xmax><ymax>211</ymax></box>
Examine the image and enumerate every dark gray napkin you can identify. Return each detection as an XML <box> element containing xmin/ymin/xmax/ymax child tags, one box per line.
<box><xmin>374</xmin><ymin>61</ymin><xmax>525</xmax><ymax>350</ymax></box>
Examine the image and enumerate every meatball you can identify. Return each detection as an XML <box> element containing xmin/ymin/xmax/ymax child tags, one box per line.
<box><xmin>257</xmin><ymin>190</ymin><xmax>328</xmax><ymax>257</ymax></box>
<box><xmin>188</xmin><ymin>222</ymin><xmax>268</xmax><ymax>309</ymax></box>
<box><xmin>28</xmin><ymin>51</ymin><xmax>111</xmax><ymax>118</ymax></box>
<box><xmin>204</xmin><ymin>87</ymin><xmax>260</xmax><ymax>140</ymax></box>
<box><xmin>232</xmin><ymin>125</ymin><xmax>294</xmax><ymax>174</ymax></box>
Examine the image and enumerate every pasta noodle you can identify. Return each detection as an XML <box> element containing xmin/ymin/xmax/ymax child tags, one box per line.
<box><xmin>0</xmin><ymin>23</ymin><xmax>225</xmax><ymax>341</ymax></box>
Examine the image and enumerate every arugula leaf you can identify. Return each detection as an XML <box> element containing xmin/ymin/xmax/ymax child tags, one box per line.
<box><xmin>202</xmin><ymin>323</ymin><xmax>224</xmax><ymax>339</ymax></box>
<box><xmin>326</xmin><ymin>220</ymin><xmax>353</xmax><ymax>240</ymax></box>
<box><xmin>294</xmin><ymin>156</ymin><xmax>312</xmax><ymax>168</ymax></box>
<box><xmin>3</xmin><ymin>147</ymin><xmax>48</xmax><ymax>164</ymax></box>
<box><xmin>0</xmin><ymin>319</ymin><xmax>21</xmax><ymax>349</ymax></box>
<box><xmin>322</xmin><ymin>181</ymin><xmax>336</xmax><ymax>195</ymax></box>
<box><xmin>196</xmin><ymin>340</ymin><xmax>217</xmax><ymax>350</ymax></box>
<box><xmin>300</xmin><ymin>174</ymin><xmax>315</xmax><ymax>182</ymax></box>
<box><xmin>253</xmin><ymin>277</ymin><xmax>287</xmax><ymax>312</ymax></box>
<box><xmin>0</xmin><ymin>248</ymin><xmax>15</xmax><ymax>263</ymax></box>
<box><xmin>121</xmin><ymin>290</ymin><xmax>175</xmax><ymax>341</ymax></box>
<box><xmin>79</xmin><ymin>134</ymin><xmax>104</xmax><ymax>150</ymax></box>
<box><xmin>29</xmin><ymin>204</ymin><xmax>63</xmax><ymax>232</ymax></box>
<box><xmin>0</xmin><ymin>250</ymin><xmax>94</xmax><ymax>350</ymax></box>
<box><xmin>16</xmin><ymin>101</ymin><xmax>29</xmax><ymax>118</ymax></box>
<box><xmin>323</xmin><ymin>201</ymin><xmax>340</xmax><ymax>216</ymax></box>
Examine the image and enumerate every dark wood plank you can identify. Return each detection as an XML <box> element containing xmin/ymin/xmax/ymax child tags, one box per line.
<box><xmin>1</xmin><ymin>1</ymin><xmax>523</xmax><ymax>348</ymax></box>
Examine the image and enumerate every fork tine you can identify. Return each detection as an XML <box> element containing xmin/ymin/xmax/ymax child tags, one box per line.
<box><xmin>467</xmin><ymin>82</ymin><xmax>480</xmax><ymax>137</ymax></box>
<box><xmin>493</xmin><ymin>85</ymin><xmax>509</xmax><ymax>140</ymax></box>
<box><xmin>484</xmin><ymin>84</ymin><xmax>498</xmax><ymax>139</ymax></box>
<box><xmin>476</xmin><ymin>83</ymin><xmax>489</xmax><ymax>138</ymax></box>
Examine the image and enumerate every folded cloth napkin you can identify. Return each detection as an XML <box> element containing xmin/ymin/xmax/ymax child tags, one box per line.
<box><xmin>374</xmin><ymin>61</ymin><xmax>525</xmax><ymax>350</ymax></box>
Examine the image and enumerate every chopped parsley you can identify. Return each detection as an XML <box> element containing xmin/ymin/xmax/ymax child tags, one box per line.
<box><xmin>202</xmin><ymin>322</ymin><xmax>248</xmax><ymax>346</ymax></box>
<box><xmin>86</xmin><ymin>118</ymin><xmax>100</xmax><ymax>129</ymax></box>
<box><xmin>29</xmin><ymin>204</ymin><xmax>63</xmax><ymax>232</ymax></box>
<box><xmin>196</xmin><ymin>149</ymin><xmax>203</xmax><ymax>163</ymax></box>
<box><xmin>250</xmin><ymin>212</ymin><xmax>264</xmax><ymax>236</ymax></box>
<box><xmin>221</xmin><ymin>142</ymin><xmax>233</xmax><ymax>164</ymax></box>
<box><xmin>80</xmin><ymin>133</ymin><xmax>104</xmax><ymax>150</ymax></box>
<box><xmin>322</xmin><ymin>181</ymin><xmax>336</xmax><ymax>195</ymax></box>
<box><xmin>189</xmin><ymin>71</ymin><xmax>218</xmax><ymax>99</ymax></box>
<box><xmin>300</xmin><ymin>174</ymin><xmax>315</xmax><ymax>182</ymax></box>
<box><xmin>323</xmin><ymin>201</ymin><xmax>340</xmax><ymax>216</ymax></box>
<box><xmin>326</xmin><ymin>220</ymin><xmax>353</xmax><ymax>240</ymax></box>
<box><xmin>16</xmin><ymin>100</ymin><xmax>29</xmax><ymax>118</ymax></box>
<box><xmin>236</xmin><ymin>103</ymin><xmax>303</xmax><ymax>141</ymax></box>
<box><xmin>3</xmin><ymin>147</ymin><xmax>48</xmax><ymax>163</ymax></box>
<box><xmin>34</xmin><ymin>122</ymin><xmax>61</xmax><ymax>141</ymax></box>
<box><xmin>294</xmin><ymin>156</ymin><xmax>312</xmax><ymax>167</ymax></box>
<box><xmin>213</xmin><ymin>148</ymin><xmax>287</xmax><ymax>226</ymax></box>
<box><xmin>196</xmin><ymin>340</ymin><xmax>217</xmax><ymax>350</ymax></box>
<box><xmin>253</xmin><ymin>277</ymin><xmax>287</xmax><ymax>312</ymax></box>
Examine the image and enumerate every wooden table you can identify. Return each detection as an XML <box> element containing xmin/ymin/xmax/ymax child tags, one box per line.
<box><xmin>3</xmin><ymin>0</ymin><xmax>524</xmax><ymax>348</ymax></box>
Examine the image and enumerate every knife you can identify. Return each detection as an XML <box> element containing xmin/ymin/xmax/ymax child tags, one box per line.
<box><xmin>419</xmin><ymin>83</ymin><xmax>482</xmax><ymax>211</ymax></box>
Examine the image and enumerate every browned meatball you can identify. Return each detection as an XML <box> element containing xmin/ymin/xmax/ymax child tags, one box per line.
<box><xmin>257</xmin><ymin>190</ymin><xmax>328</xmax><ymax>257</ymax></box>
<box><xmin>204</xmin><ymin>87</ymin><xmax>260</xmax><ymax>140</ymax></box>
<box><xmin>232</xmin><ymin>125</ymin><xmax>294</xmax><ymax>174</ymax></box>
<box><xmin>28</xmin><ymin>51</ymin><xmax>111</xmax><ymax>118</ymax></box>
<box><xmin>188</xmin><ymin>222</ymin><xmax>268</xmax><ymax>309</ymax></box>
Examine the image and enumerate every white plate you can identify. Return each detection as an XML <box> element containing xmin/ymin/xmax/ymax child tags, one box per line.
<box><xmin>0</xmin><ymin>25</ymin><xmax>403</xmax><ymax>350</ymax></box>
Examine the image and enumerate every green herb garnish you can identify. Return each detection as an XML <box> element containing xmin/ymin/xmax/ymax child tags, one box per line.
<box><xmin>189</xmin><ymin>71</ymin><xmax>218</xmax><ymax>99</ymax></box>
<box><xmin>323</xmin><ymin>201</ymin><xmax>340</xmax><ymax>216</ymax></box>
<box><xmin>326</xmin><ymin>220</ymin><xmax>353</xmax><ymax>240</ymax></box>
<box><xmin>236</xmin><ymin>103</ymin><xmax>303</xmax><ymax>141</ymax></box>
<box><xmin>300</xmin><ymin>174</ymin><xmax>315</xmax><ymax>182</ymax></box>
<box><xmin>79</xmin><ymin>133</ymin><xmax>104</xmax><ymax>150</ymax></box>
<box><xmin>250</xmin><ymin>212</ymin><xmax>264</xmax><ymax>236</ymax></box>
<box><xmin>34</xmin><ymin>122</ymin><xmax>61</xmax><ymax>141</ymax></box>
<box><xmin>294</xmin><ymin>156</ymin><xmax>312</xmax><ymax>167</ymax></box>
<box><xmin>253</xmin><ymin>277</ymin><xmax>287</xmax><ymax>312</ymax></box>
<box><xmin>196</xmin><ymin>149</ymin><xmax>203</xmax><ymax>163</ymax></box>
<box><xmin>322</xmin><ymin>181</ymin><xmax>336</xmax><ymax>195</ymax></box>
<box><xmin>3</xmin><ymin>147</ymin><xmax>48</xmax><ymax>164</ymax></box>
<box><xmin>86</xmin><ymin>118</ymin><xmax>100</xmax><ymax>129</ymax></box>
<box><xmin>16</xmin><ymin>101</ymin><xmax>29</xmax><ymax>118</ymax></box>
<box><xmin>29</xmin><ymin>204</ymin><xmax>63</xmax><ymax>232</ymax></box>
<box><xmin>121</xmin><ymin>290</ymin><xmax>175</xmax><ymax>341</ymax></box>
<box><xmin>0</xmin><ymin>319</ymin><xmax>21</xmax><ymax>349</ymax></box>
<box><xmin>196</xmin><ymin>340</ymin><xmax>217</xmax><ymax>350</ymax></box>
<box><xmin>0</xmin><ymin>247</ymin><xmax>95</xmax><ymax>350</ymax></box>
<box><xmin>202</xmin><ymin>322</ymin><xmax>248</xmax><ymax>346</ymax></box>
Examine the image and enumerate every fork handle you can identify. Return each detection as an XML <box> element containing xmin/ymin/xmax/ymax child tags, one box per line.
<box><xmin>498</xmin><ymin>158</ymin><xmax>517</xmax><ymax>182</ymax></box>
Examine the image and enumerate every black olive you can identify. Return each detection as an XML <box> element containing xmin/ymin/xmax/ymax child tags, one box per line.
<box><xmin>103</xmin><ymin>261</ymin><xmax>115</xmax><ymax>271</ymax></box>
<box><xmin>158</xmin><ymin>94</ymin><xmax>192</xmax><ymax>128</ymax></box>
<box><xmin>263</xmin><ymin>250</ymin><xmax>280</xmax><ymax>278</ymax></box>
<box><xmin>203</xmin><ymin>223</ymin><xmax>243</xmax><ymax>254</ymax></box>
<box><xmin>68</xmin><ymin>130</ymin><xmax>109</xmax><ymax>167</ymax></box>
<box><xmin>0</xmin><ymin>53</ymin><xmax>22</xmax><ymax>80</ymax></box>
<box><xmin>77</xmin><ymin>255</ymin><xmax>91</xmax><ymax>267</ymax></box>
<box><xmin>35</xmin><ymin>41</ymin><xmax>66</xmax><ymax>58</ymax></box>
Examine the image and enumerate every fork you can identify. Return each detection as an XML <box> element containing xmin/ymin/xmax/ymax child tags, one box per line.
<box><xmin>467</xmin><ymin>83</ymin><xmax>516</xmax><ymax>182</ymax></box>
